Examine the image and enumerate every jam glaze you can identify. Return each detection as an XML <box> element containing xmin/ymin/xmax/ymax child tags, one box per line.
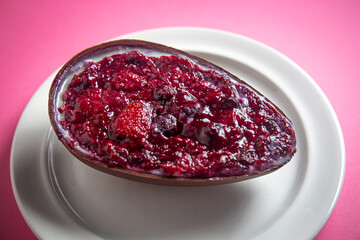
<box><xmin>51</xmin><ymin>40</ymin><xmax>296</xmax><ymax>180</ymax></box>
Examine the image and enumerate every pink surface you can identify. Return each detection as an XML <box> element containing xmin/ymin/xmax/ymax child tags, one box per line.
<box><xmin>0</xmin><ymin>0</ymin><xmax>358</xmax><ymax>239</ymax></box>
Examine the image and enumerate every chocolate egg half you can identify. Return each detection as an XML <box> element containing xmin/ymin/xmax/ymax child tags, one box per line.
<box><xmin>49</xmin><ymin>40</ymin><xmax>296</xmax><ymax>186</ymax></box>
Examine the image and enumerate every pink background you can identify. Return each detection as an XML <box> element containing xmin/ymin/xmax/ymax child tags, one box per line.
<box><xmin>0</xmin><ymin>0</ymin><xmax>359</xmax><ymax>239</ymax></box>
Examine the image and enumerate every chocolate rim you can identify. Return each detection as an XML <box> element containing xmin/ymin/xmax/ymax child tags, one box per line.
<box><xmin>48</xmin><ymin>39</ymin><xmax>296</xmax><ymax>186</ymax></box>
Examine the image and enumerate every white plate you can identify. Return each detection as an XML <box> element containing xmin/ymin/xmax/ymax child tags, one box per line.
<box><xmin>11</xmin><ymin>27</ymin><xmax>345</xmax><ymax>240</ymax></box>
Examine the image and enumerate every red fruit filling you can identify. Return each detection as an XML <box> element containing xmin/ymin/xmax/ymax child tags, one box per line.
<box><xmin>58</xmin><ymin>51</ymin><xmax>296</xmax><ymax>178</ymax></box>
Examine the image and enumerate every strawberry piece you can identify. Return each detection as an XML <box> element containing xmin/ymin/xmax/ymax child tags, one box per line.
<box><xmin>112</xmin><ymin>100</ymin><xmax>153</xmax><ymax>141</ymax></box>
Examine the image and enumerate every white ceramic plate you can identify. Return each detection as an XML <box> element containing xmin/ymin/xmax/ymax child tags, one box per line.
<box><xmin>11</xmin><ymin>27</ymin><xmax>345</xmax><ymax>240</ymax></box>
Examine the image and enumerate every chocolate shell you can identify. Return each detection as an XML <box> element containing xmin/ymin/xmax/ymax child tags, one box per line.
<box><xmin>49</xmin><ymin>39</ymin><xmax>296</xmax><ymax>186</ymax></box>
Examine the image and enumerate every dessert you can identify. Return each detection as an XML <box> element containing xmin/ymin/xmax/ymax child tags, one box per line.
<box><xmin>49</xmin><ymin>40</ymin><xmax>296</xmax><ymax>185</ymax></box>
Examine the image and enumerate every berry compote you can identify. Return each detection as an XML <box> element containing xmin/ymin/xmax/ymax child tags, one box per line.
<box><xmin>58</xmin><ymin>50</ymin><xmax>296</xmax><ymax>178</ymax></box>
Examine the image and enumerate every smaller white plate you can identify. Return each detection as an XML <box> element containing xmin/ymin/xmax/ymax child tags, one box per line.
<box><xmin>11</xmin><ymin>27</ymin><xmax>345</xmax><ymax>240</ymax></box>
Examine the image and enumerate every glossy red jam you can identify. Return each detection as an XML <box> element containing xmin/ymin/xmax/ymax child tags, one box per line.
<box><xmin>59</xmin><ymin>51</ymin><xmax>296</xmax><ymax>178</ymax></box>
